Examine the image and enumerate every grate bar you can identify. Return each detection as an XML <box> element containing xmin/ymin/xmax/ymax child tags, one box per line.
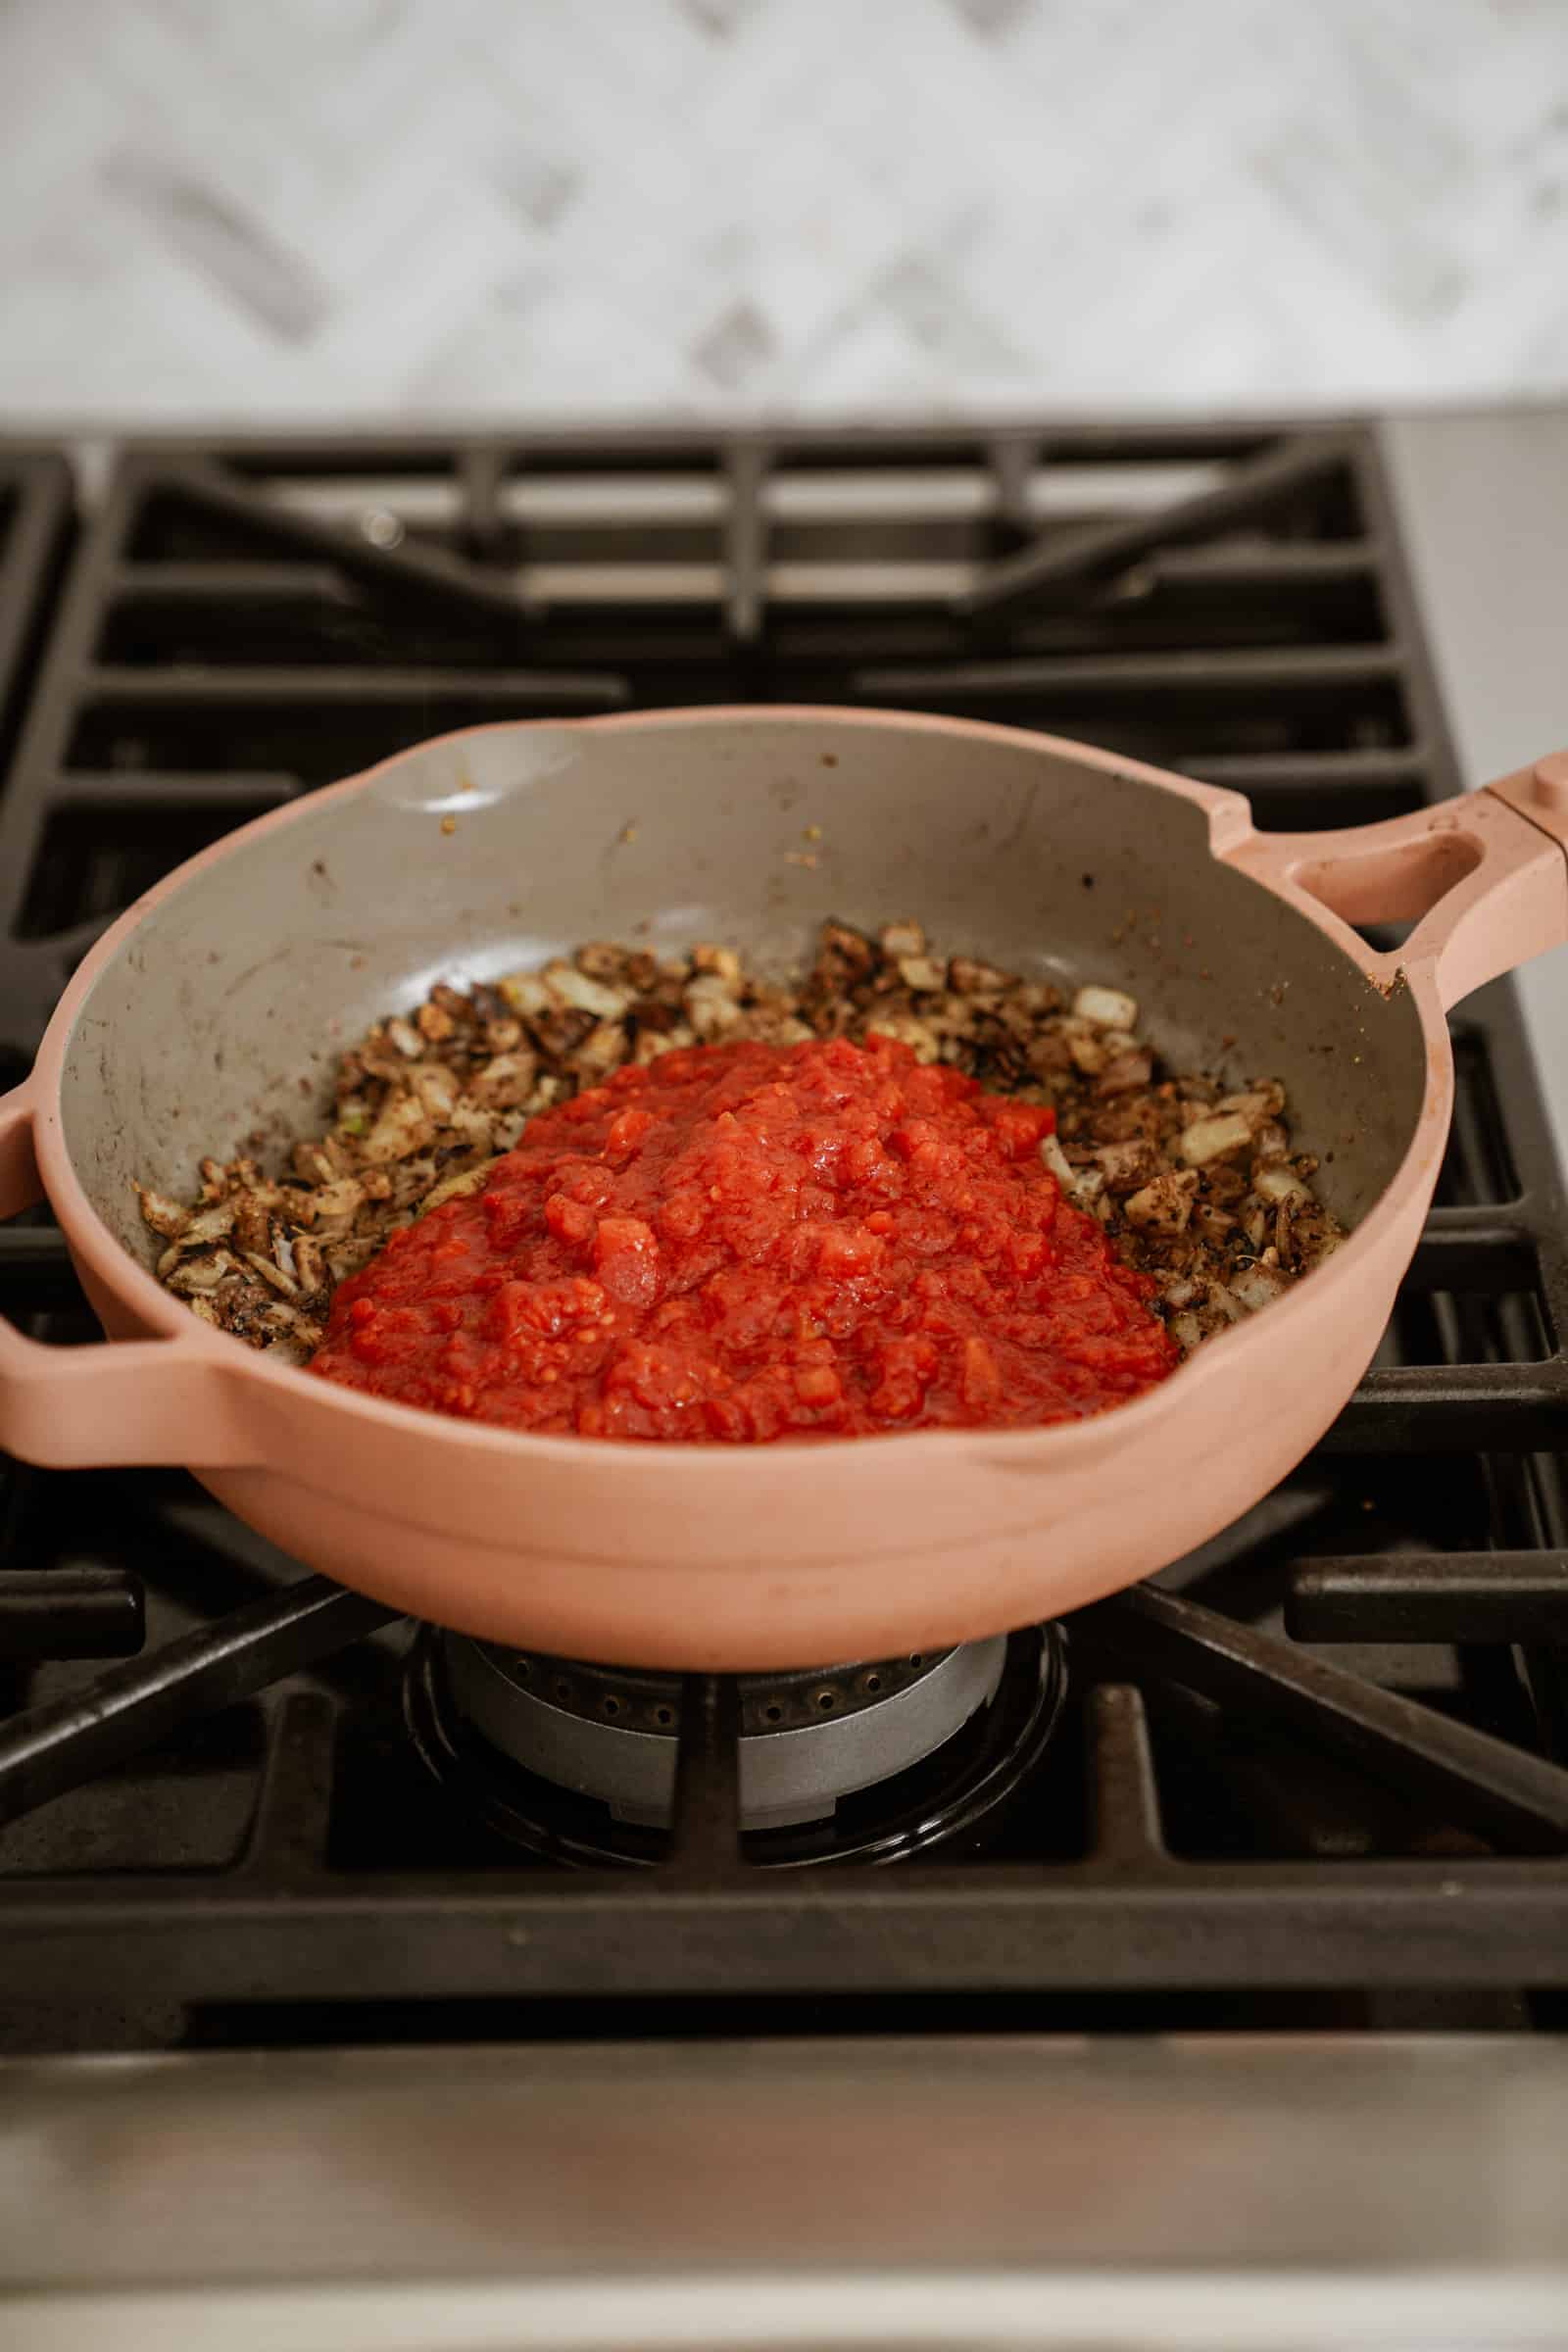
<box><xmin>240</xmin><ymin>1689</ymin><xmax>338</xmax><ymax>1883</ymax></box>
<box><xmin>1288</xmin><ymin>1553</ymin><xmax>1568</xmax><ymax>1644</ymax></box>
<box><xmin>1183</xmin><ymin>746</ymin><xmax>1429</xmax><ymax>786</ymax></box>
<box><xmin>0</xmin><ymin>1568</ymin><xmax>144</xmax><ymax>1660</ymax></box>
<box><xmin>1405</xmin><ymin>1217</ymin><xmax>1538</xmax><ymax>1291</ymax></box>
<box><xmin>460</xmin><ymin>445</ymin><xmax>505</xmax><ymax>564</ymax></box>
<box><xmin>108</xmin><ymin>563</ymin><xmax>356</xmax><ymax>605</ymax></box>
<box><xmin>82</xmin><ymin>662</ymin><xmax>628</xmax><ymax>709</ymax></box>
<box><xmin>856</xmin><ymin>643</ymin><xmax>1403</xmax><ymax>703</ymax></box>
<box><xmin>1150</xmin><ymin>541</ymin><xmax>1378</xmax><ymax>585</ymax></box>
<box><xmin>988</xmin><ymin>433</ymin><xmax>1039</xmax><ymax>541</ymax></box>
<box><xmin>174</xmin><ymin>461</ymin><xmax>546</xmax><ymax>624</ymax></box>
<box><xmin>1083</xmin><ymin>1584</ymin><xmax>1568</xmax><ymax>1847</ymax></box>
<box><xmin>0</xmin><ymin>1577</ymin><xmax>397</xmax><ymax>1828</ymax></box>
<box><xmin>54</xmin><ymin>770</ymin><xmax>302</xmax><ymax>810</ymax></box>
<box><xmin>0</xmin><ymin>456</ymin><xmax>74</xmax><ymax>745</ymax></box>
<box><xmin>724</xmin><ymin>446</ymin><xmax>767</xmax><ymax>645</ymax></box>
<box><xmin>956</xmin><ymin>433</ymin><xmax>1354</xmax><ymax>616</ymax></box>
<box><xmin>1</xmin><ymin>1866</ymin><xmax>1565</xmax><ymax>1999</ymax></box>
<box><xmin>666</xmin><ymin>1676</ymin><xmax>744</xmax><ymax>1879</ymax></box>
<box><xmin>1327</xmin><ymin>1363</ymin><xmax>1568</xmax><ymax>1452</ymax></box>
<box><xmin>1085</xmin><ymin>1684</ymin><xmax>1168</xmax><ymax>1866</ymax></box>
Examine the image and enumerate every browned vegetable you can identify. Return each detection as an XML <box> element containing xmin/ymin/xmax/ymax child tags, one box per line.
<box><xmin>141</xmin><ymin>922</ymin><xmax>1344</xmax><ymax>1364</ymax></box>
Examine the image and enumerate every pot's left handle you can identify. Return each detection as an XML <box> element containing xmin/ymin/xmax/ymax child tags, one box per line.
<box><xmin>0</xmin><ymin>1084</ymin><xmax>259</xmax><ymax>1469</ymax></box>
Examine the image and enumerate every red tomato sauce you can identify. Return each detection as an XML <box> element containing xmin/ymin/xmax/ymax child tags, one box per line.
<box><xmin>311</xmin><ymin>1037</ymin><xmax>1178</xmax><ymax>1442</ymax></box>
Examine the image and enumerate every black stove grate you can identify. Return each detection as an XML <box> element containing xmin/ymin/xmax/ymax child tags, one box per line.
<box><xmin>0</xmin><ymin>425</ymin><xmax>1565</xmax><ymax>2045</ymax></box>
<box><xmin>0</xmin><ymin>448</ymin><xmax>74</xmax><ymax>1088</ymax></box>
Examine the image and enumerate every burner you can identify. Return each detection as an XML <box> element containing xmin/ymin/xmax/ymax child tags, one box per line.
<box><xmin>404</xmin><ymin>1623</ymin><xmax>1066</xmax><ymax>1867</ymax></box>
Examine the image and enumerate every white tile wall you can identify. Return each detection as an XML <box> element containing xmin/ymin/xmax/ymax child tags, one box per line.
<box><xmin>1</xmin><ymin>0</ymin><xmax>1565</xmax><ymax>424</ymax></box>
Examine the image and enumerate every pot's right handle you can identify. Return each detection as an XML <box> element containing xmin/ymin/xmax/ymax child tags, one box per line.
<box><xmin>0</xmin><ymin>1083</ymin><xmax>258</xmax><ymax>1469</ymax></box>
<box><xmin>1224</xmin><ymin>757</ymin><xmax>1568</xmax><ymax>1012</ymax></box>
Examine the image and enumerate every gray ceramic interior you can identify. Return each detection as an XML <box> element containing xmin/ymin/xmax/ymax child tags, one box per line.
<box><xmin>55</xmin><ymin>715</ymin><xmax>1428</xmax><ymax>1267</ymax></box>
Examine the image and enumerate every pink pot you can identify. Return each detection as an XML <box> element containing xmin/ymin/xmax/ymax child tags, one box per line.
<box><xmin>2</xmin><ymin>710</ymin><xmax>1565</xmax><ymax>1669</ymax></box>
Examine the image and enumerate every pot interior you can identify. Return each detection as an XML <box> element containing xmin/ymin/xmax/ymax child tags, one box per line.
<box><xmin>55</xmin><ymin>713</ymin><xmax>1429</xmax><ymax>1268</ymax></box>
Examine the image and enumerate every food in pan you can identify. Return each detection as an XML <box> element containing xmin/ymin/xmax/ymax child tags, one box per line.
<box><xmin>137</xmin><ymin>919</ymin><xmax>1345</xmax><ymax>1439</ymax></box>
<box><xmin>310</xmin><ymin>1036</ymin><xmax>1177</xmax><ymax>1438</ymax></box>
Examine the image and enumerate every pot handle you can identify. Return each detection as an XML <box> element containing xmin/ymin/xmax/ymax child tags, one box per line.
<box><xmin>1223</xmin><ymin>758</ymin><xmax>1568</xmax><ymax>1012</ymax></box>
<box><xmin>0</xmin><ymin>1084</ymin><xmax>258</xmax><ymax>1469</ymax></box>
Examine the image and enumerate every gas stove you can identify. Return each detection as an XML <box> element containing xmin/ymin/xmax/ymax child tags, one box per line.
<box><xmin>1</xmin><ymin>422</ymin><xmax>1566</xmax><ymax>2071</ymax></box>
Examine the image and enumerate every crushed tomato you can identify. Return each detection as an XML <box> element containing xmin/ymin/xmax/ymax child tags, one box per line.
<box><xmin>311</xmin><ymin>1036</ymin><xmax>1178</xmax><ymax>1442</ymax></box>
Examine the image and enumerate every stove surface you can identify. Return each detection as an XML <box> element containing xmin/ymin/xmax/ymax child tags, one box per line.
<box><xmin>1</xmin><ymin>422</ymin><xmax>1565</xmax><ymax>2054</ymax></box>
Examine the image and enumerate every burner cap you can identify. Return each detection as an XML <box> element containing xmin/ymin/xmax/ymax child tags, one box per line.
<box><xmin>443</xmin><ymin>1636</ymin><xmax>1007</xmax><ymax>1831</ymax></box>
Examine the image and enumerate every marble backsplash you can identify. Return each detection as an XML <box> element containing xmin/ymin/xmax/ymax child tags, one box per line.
<box><xmin>1</xmin><ymin>0</ymin><xmax>1565</xmax><ymax>425</ymax></box>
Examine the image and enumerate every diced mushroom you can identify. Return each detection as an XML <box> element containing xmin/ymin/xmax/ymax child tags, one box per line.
<box><xmin>1231</xmin><ymin>1263</ymin><xmax>1290</xmax><ymax>1312</ymax></box>
<box><xmin>228</xmin><ymin>1195</ymin><xmax>268</xmax><ymax>1256</ymax></box>
<box><xmin>575</xmin><ymin>1018</ymin><xmax>632</xmax><ymax>1073</ymax></box>
<box><xmin>1253</xmin><ymin>1163</ymin><xmax>1313</xmax><ymax>1204</ymax></box>
<box><xmin>1063</xmin><ymin>1022</ymin><xmax>1108</xmax><ymax>1076</ymax></box>
<box><xmin>576</xmin><ymin>942</ymin><xmax>631</xmax><ymax>982</ymax></box>
<box><xmin>134</xmin><ymin>1186</ymin><xmax>189</xmax><ymax>1240</ymax></box>
<box><xmin>1039</xmin><ymin>1132</ymin><xmax>1077</xmax><ymax>1193</ymax></box>
<box><xmin>692</xmin><ymin>943</ymin><xmax>744</xmax><ymax>984</ymax></box>
<box><xmin>684</xmin><ymin>975</ymin><xmax>745</xmax><ymax>1039</ymax></box>
<box><xmin>898</xmin><ymin>956</ymin><xmax>948</xmax><ymax>994</ymax></box>
<box><xmin>1096</xmin><ymin>1050</ymin><xmax>1154</xmax><ymax>1098</ymax></box>
<box><xmin>323</xmin><ymin>1237</ymin><xmax>379</xmax><ymax>1284</ymax></box>
<box><xmin>361</xmin><ymin>1094</ymin><xmax>434</xmax><ymax>1164</ymax></box>
<box><xmin>309</xmin><ymin>1177</ymin><xmax>367</xmax><ymax>1227</ymax></box>
<box><xmin>165</xmin><ymin>1253</ymin><xmax>230</xmax><ymax>1295</ymax></box>
<box><xmin>416</xmin><ymin>1160</ymin><xmax>499</xmax><ymax>1219</ymax></box>
<box><xmin>1179</xmin><ymin>1111</ymin><xmax>1255</xmax><ymax>1168</ymax></box>
<box><xmin>465</xmin><ymin>1052</ymin><xmax>538</xmax><ymax>1111</ymax></box>
<box><xmin>245</xmin><ymin>1250</ymin><xmax>298</xmax><ymax>1298</ymax></box>
<box><xmin>292</xmin><ymin>1233</ymin><xmax>326</xmax><ymax>1294</ymax></box>
<box><xmin>1218</xmin><ymin>1082</ymin><xmax>1285</xmax><ymax>1122</ymax></box>
<box><xmin>446</xmin><ymin>1099</ymin><xmax>500</xmax><ymax>1151</ymax></box>
<box><xmin>497</xmin><ymin>970</ymin><xmax>550</xmax><ymax>1017</ymax></box>
<box><xmin>1124</xmin><ymin>1171</ymin><xmax>1198</xmax><ymax>1234</ymax></box>
<box><xmin>948</xmin><ymin>956</ymin><xmax>1013</xmax><ymax>996</ymax></box>
<box><xmin>1095</xmin><ymin>1139</ymin><xmax>1159</xmax><ymax>1190</ymax></box>
<box><xmin>543</xmin><ymin>960</ymin><xmax>629</xmax><ymax>1019</ymax></box>
<box><xmin>635</xmin><ymin>1025</ymin><xmax>686</xmax><ymax>1064</ymax></box>
<box><xmin>818</xmin><ymin>922</ymin><xmax>877</xmax><ymax>978</ymax></box>
<box><xmin>175</xmin><ymin>1201</ymin><xmax>237</xmax><ymax>1250</ymax></box>
<box><xmin>1073</xmin><ymin>984</ymin><xmax>1138</xmax><ymax>1030</ymax></box>
<box><xmin>410</xmin><ymin>1062</ymin><xmax>462</xmax><ymax>1120</ymax></box>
